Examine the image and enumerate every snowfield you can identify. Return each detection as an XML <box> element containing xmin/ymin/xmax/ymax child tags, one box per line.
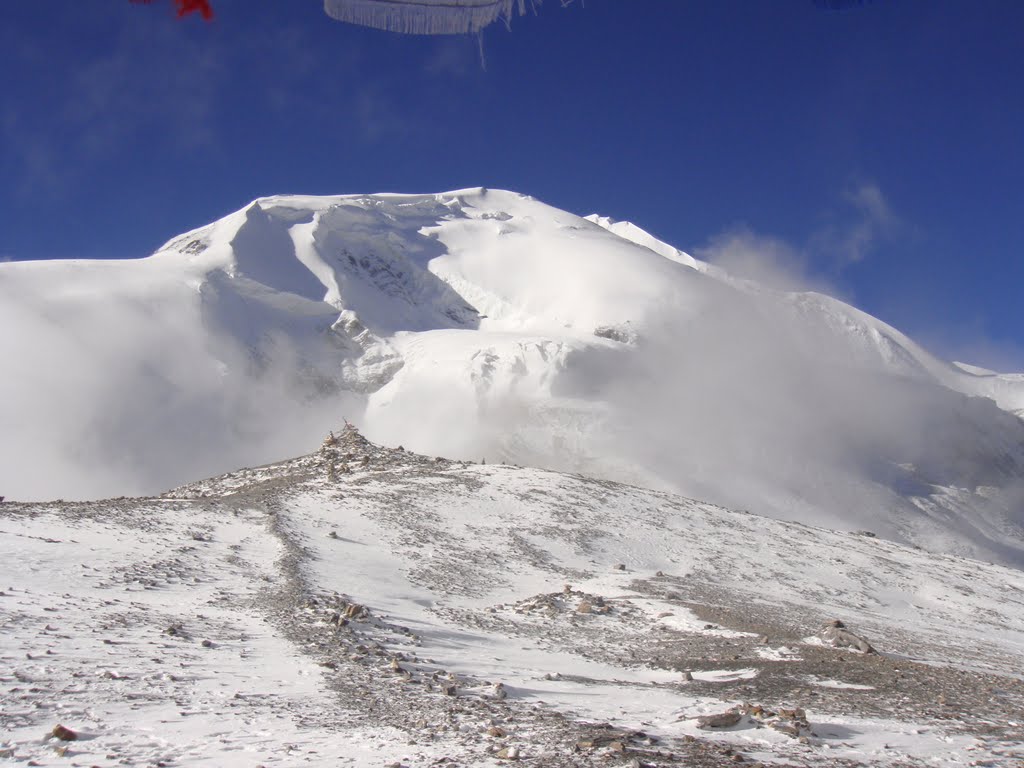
<box><xmin>2</xmin><ymin>427</ymin><xmax>1022</xmax><ymax>766</ymax></box>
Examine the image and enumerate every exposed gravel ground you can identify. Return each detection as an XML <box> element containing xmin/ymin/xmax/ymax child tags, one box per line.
<box><xmin>3</xmin><ymin>429</ymin><xmax>1022</xmax><ymax>766</ymax></box>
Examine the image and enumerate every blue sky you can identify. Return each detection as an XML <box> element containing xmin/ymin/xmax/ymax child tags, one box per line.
<box><xmin>2</xmin><ymin>0</ymin><xmax>1022</xmax><ymax>368</ymax></box>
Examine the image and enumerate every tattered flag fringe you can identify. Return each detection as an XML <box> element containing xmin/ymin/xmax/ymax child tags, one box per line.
<box><xmin>323</xmin><ymin>0</ymin><xmax>533</xmax><ymax>35</ymax></box>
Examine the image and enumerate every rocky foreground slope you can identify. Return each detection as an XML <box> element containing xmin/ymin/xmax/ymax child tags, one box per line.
<box><xmin>2</xmin><ymin>427</ymin><xmax>1022</xmax><ymax>766</ymax></box>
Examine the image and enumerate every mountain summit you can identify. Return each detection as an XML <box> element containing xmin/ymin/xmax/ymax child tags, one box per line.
<box><xmin>2</xmin><ymin>188</ymin><xmax>1023</xmax><ymax>563</ymax></box>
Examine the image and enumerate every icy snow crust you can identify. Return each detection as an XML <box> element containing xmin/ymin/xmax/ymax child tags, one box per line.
<box><xmin>2</xmin><ymin>188</ymin><xmax>1024</xmax><ymax>567</ymax></box>
<box><xmin>2</xmin><ymin>432</ymin><xmax>1022</xmax><ymax>766</ymax></box>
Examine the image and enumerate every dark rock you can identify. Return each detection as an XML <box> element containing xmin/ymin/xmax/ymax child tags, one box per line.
<box><xmin>51</xmin><ymin>724</ymin><xmax>77</xmax><ymax>741</ymax></box>
<box><xmin>697</xmin><ymin>710</ymin><xmax>741</xmax><ymax>729</ymax></box>
<box><xmin>820</xmin><ymin>620</ymin><xmax>875</xmax><ymax>653</ymax></box>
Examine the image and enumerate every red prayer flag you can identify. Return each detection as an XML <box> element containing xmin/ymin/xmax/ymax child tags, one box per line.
<box><xmin>130</xmin><ymin>0</ymin><xmax>214</xmax><ymax>21</ymax></box>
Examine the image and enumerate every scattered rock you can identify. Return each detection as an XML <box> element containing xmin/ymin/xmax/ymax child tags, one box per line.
<box><xmin>820</xmin><ymin>619</ymin><xmax>875</xmax><ymax>653</ymax></box>
<box><xmin>343</xmin><ymin>603</ymin><xmax>369</xmax><ymax>620</ymax></box>
<box><xmin>682</xmin><ymin>671</ymin><xmax>693</xmax><ymax>681</ymax></box>
<box><xmin>201</xmin><ymin>639</ymin><xmax>214</xmax><ymax>648</ymax></box>
<box><xmin>768</xmin><ymin>707</ymin><xmax>811</xmax><ymax>738</ymax></box>
<box><xmin>697</xmin><ymin>709</ymin><xmax>741</xmax><ymax>729</ymax></box>
<box><xmin>577</xmin><ymin>601</ymin><xmax>592</xmax><ymax>614</ymax></box>
<box><xmin>613</xmin><ymin>563</ymin><xmax>626</xmax><ymax>571</ymax></box>
<box><xmin>776</xmin><ymin>707</ymin><xmax>806</xmax><ymax>720</ymax></box>
<box><xmin>487</xmin><ymin>725</ymin><xmax>508</xmax><ymax>738</ymax></box>
<box><xmin>51</xmin><ymin>724</ymin><xmax>77</xmax><ymax>741</ymax></box>
<box><xmin>496</xmin><ymin>746</ymin><xmax>520</xmax><ymax>760</ymax></box>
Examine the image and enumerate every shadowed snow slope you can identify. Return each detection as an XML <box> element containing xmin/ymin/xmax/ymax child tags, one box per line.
<box><xmin>2</xmin><ymin>188</ymin><xmax>1024</xmax><ymax>565</ymax></box>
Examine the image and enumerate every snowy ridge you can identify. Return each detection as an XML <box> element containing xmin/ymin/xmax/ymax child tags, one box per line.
<box><xmin>2</xmin><ymin>188</ymin><xmax>1024</xmax><ymax>566</ymax></box>
<box><xmin>585</xmin><ymin>213</ymin><xmax>719</xmax><ymax>276</ymax></box>
<box><xmin>2</xmin><ymin>430</ymin><xmax>1022</xmax><ymax>766</ymax></box>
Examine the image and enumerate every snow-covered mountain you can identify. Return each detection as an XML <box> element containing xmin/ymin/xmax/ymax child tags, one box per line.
<box><xmin>2</xmin><ymin>188</ymin><xmax>1023</xmax><ymax>564</ymax></box>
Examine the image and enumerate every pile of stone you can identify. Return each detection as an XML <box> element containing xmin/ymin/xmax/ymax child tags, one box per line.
<box><xmin>696</xmin><ymin>703</ymin><xmax>812</xmax><ymax>739</ymax></box>
<box><xmin>820</xmin><ymin>619</ymin><xmax>875</xmax><ymax>653</ymax></box>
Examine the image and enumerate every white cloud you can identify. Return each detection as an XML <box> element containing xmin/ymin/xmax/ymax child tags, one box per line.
<box><xmin>697</xmin><ymin>179</ymin><xmax>902</xmax><ymax>297</ymax></box>
<box><xmin>814</xmin><ymin>179</ymin><xmax>901</xmax><ymax>266</ymax></box>
<box><xmin>694</xmin><ymin>226</ymin><xmax>836</xmax><ymax>294</ymax></box>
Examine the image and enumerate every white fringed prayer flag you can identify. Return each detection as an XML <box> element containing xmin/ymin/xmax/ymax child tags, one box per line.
<box><xmin>323</xmin><ymin>0</ymin><xmax>539</xmax><ymax>35</ymax></box>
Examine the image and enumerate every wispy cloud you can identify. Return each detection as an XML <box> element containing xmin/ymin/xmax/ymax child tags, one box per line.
<box><xmin>696</xmin><ymin>179</ymin><xmax>903</xmax><ymax>295</ymax></box>
<box><xmin>695</xmin><ymin>227</ymin><xmax>836</xmax><ymax>294</ymax></box>
<box><xmin>813</xmin><ymin>179</ymin><xmax>901</xmax><ymax>267</ymax></box>
<box><xmin>1</xmin><ymin>11</ymin><xmax>225</xmax><ymax>196</ymax></box>
<box><xmin>0</xmin><ymin>6</ymin><xmax>459</xmax><ymax>195</ymax></box>
<box><xmin>354</xmin><ymin>86</ymin><xmax>410</xmax><ymax>143</ymax></box>
<box><xmin>423</xmin><ymin>37</ymin><xmax>478</xmax><ymax>78</ymax></box>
